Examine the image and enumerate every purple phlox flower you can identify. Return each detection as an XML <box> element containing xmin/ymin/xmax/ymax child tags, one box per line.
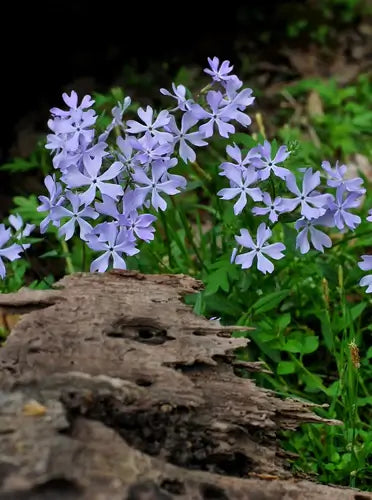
<box><xmin>131</xmin><ymin>132</ymin><xmax>173</xmax><ymax>165</ymax></box>
<box><xmin>218</xmin><ymin>165</ymin><xmax>262</xmax><ymax>215</ymax></box>
<box><xmin>155</xmin><ymin>158</ymin><xmax>187</xmax><ymax>191</ymax></box>
<box><xmin>37</xmin><ymin>174</ymin><xmax>65</xmax><ymax>233</ymax></box>
<box><xmin>62</xmin><ymin>155</ymin><xmax>124</xmax><ymax>205</ymax></box>
<box><xmin>8</xmin><ymin>214</ymin><xmax>35</xmax><ymax>249</ymax></box>
<box><xmin>87</xmin><ymin>222</ymin><xmax>139</xmax><ymax>273</ymax></box>
<box><xmin>327</xmin><ymin>184</ymin><xmax>362</xmax><ymax>230</ymax></box>
<box><xmin>166</xmin><ymin>114</ymin><xmax>207</xmax><ymax>163</ymax></box>
<box><xmin>219</xmin><ymin>79</ymin><xmax>254</xmax><ymax>127</ymax></box>
<box><xmin>0</xmin><ymin>224</ymin><xmax>24</xmax><ymax>279</ymax></box>
<box><xmin>295</xmin><ymin>214</ymin><xmax>333</xmax><ymax>254</ymax></box>
<box><xmin>47</xmin><ymin>106</ymin><xmax>97</xmax><ymax>153</ymax></box>
<box><xmin>252</xmin><ymin>193</ymin><xmax>288</xmax><ymax>223</ymax></box>
<box><xmin>234</xmin><ymin>223</ymin><xmax>286</xmax><ymax>274</ymax></box>
<box><xmin>321</xmin><ymin>160</ymin><xmax>365</xmax><ymax>195</ymax></box>
<box><xmin>98</xmin><ymin>97</ymin><xmax>132</xmax><ymax>142</ymax></box>
<box><xmin>55</xmin><ymin>139</ymin><xmax>108</xmax><ymax>173</ymax></box>
<box><xmin>250</xmin><ymin>141</ymin><xmax>291</xmax><ymax>181</ymax></box>
<box><xmin>204</xmin><ymin>57</ymin><xmax>234</xmax><ymax>83</ymax></box>
<box><xmin>50</xmin><ymin>91</ymin><xmax>94</xmax><ymax>118</ymax></box>
<box><xmin>230</xmin><ymin>247</ymin><xmax>238</xmax><ymax>264</ymax></box>
<box><xmin>45</xmin><ymin>132</ymin><xmax>68</xmax><ymax>158</ymax></box>
<box><xmin>367</xmin><ymin>209</ymin><xmax>372</xmax><ymax>222</ymax></box>
<box><xmin>46</xmin><ymin>92</ymin><xmax>96</xmax><ymax>159</ymax></box>
<box><xmin>285</xmin><ymin>169</ymin><xmax>331</xmax><ymax>220</ymax></box>
<box><xmin>112</xmin><ymin>96</ymin><xmax>131</xmax><ymax>127</ymax></box>
<box><xmin>190</xmin><ymin>91</ymin><xmax>236</xmax><ymax>138</ymax></box>
<box><xmin>116</xmin><ymin>136</ymin><xmax>137</xmax><ymax>172</ymax></box>
<box><xmin>219</xmin><ymin>144</ymin><xmax>259</xmax><ymax>175</ymax></box>
<box><xmin>118</xmin><ymin>202</ymin><xmax>157</xmax><ymax>242</ymax></box>
<box><xmin>132</xmin><ymin>163</ymin><xmax>183</xmax><ymax>211</ymax></box>
<box><xmin>358</xmin><ymin>255</ymin><xmax>372</xmax><ymax>293</ymax></box>
<box><xmin>118</xmin><ymin>190</ymin><xmax>156</xmax><ymax>242</ymax></box>
<box><xmin>95</xmin><ymin>191</ymin><xmax>155</xmax><ymax>242</ymax></box>
<box><xmin>51</xmin><ymin>191</ymin><xmax>99</xmax><ymax>241</ymax></box>
<box><xmin>224</xmin><ymin>78</ymin><xmax>255</xmax><ymax>109</ymax></box>
<box><xmin>126</xmin><ymin>106</ymin><xmax>173</xmax><ymax>144</ymax></box>
<box><xmin>95</xmin><ymin>189</ymin><xmax>143</xmax><ymax>221</ymax></box>
<box><xmin>160</xmin><ymin>83</ymin><xmax>193</xmax><ymax>111</ymax></box>
<box><xmin>95</xmin><ymin>195</ymin><xmax>120</xmax><ymax>222</ymax></box>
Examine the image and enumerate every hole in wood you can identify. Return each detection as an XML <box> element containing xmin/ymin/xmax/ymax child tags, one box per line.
<box><xmin>106</xmin><ymin>323</ymin><xmax>174</xmax><ymax>344</ymax></box>
<box><xmin>138</xmin><ymin>328</ymin><xmax>154</xmax><ymax>339</ymax></box>
<box><xmin>32</xmin><ymin>478</ymin><xmax>82</xmax><ymax>495</ymax></box>
<box><xmin>202</xmin><ymin>452</ymin><xmax>254</xmax><ymax>476</ymax></box>
<box><xmin>135</xmin><ymin>378</ymin><xmax>153</xmax><ymax>387</ymax></box>
<box><xmin>192</xmin><ymin>330</ymin><xmax>206</xmax><ymax>336</ymax></box>
<box><xmin>160</xmin><ymin>479</ymin><xmax>185</xmax><ymax>495</ymax></box>
<box><xmin>201</xmin><ymin>484</ymin><xmax>228</xmax><ymax>500</ymax></box>
<box><xmin>136</xmin><ymin>327</ymin><xmax>174</xmax><ymax>345</ymax></box>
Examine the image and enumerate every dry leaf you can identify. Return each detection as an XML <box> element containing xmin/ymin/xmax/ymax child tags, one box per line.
<box><xmin>307</xmin><ymin>91</ymin><xmax>323</xmax><ymax>117</ymax></box>
<box><xmin>23</xmin><ymin>400</ymin><xmax>47</xmax><ymax>416</ymax></box>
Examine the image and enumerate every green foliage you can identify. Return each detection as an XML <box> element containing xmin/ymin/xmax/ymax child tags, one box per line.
<box><xmin>1</xmin><ymin>69</ymin><xmax>372</xmax><ymax>489</ymax></box>
<box><xmin>278</xmin><ymin>75</ymin><xmax>372</xmax><ymax>161</ymax></box>
<box><xmin>0</xmin><ymin>139</ymin><xmax>50</xmax><ymax>175</ymax></box>
<box><xmin>284</xmin><ymin>0</ymin><xmax>369</xmax><ymax>44</ymax></box>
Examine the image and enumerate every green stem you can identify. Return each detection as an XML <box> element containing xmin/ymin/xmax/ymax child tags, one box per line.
<box><xmin>61</xmin><ymin>240</ymin><xmax>75</xmax><ymax>274</ymax></box>
<box><xmin>21</xmin><ymin>244</ymin><xmax>53</xmax><ymax>289</ymax></box>
<box><xmin>159</xmin><ymin>211</ymin><xmax>175</xmax><ymax>269</ymax></box>
<box><xmin>82</xmin><ymin>241</ymin><xmax>87</xmax><ymax>272</ymax></box>
<box><xmin>191</xmin><ymin>161</ymin><xmax>212</xmax><ymax>182</ymax></box>
<box><xmin>171</xmin><ymin>197</ymin><xmax>208</xmax><ymax>273</ymax></box>
<box><xmin>332</xmin><ymin>229</ymin><xmax>372</xmax><ymax>248</ymax></box>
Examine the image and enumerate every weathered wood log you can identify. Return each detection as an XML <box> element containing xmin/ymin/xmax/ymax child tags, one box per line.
<box><xmin>0</xmin><ymin>271</ymin><xmax>369</xmax><ymax>499</ymax></box>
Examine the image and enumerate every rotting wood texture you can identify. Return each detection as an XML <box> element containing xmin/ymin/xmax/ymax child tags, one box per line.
<box><xmin>0</xmin><ymin>270</ymin><xmax>369</xmax><ymax>500</ymax></box>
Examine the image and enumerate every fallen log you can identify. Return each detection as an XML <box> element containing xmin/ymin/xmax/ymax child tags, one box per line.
<box><xmin>0</xmin><ymin>271</ymin><xmax>368</xmax><ymax>499</ymax></box>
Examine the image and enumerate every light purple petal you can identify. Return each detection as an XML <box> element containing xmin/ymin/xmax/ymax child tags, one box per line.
<box><xmin>235</xmin><ymin>228</ymin><xmax>254</xmax><ymax>249</ymax></box>
<box><xmin>358</xmin><ymin>255</ymin><xmax>372</xmax><ymax>271</ymax></box>
<box><xmin>235</xmin><ymin>250</ymin><xmax>255</xmax><ymax>269</ymax></box>
<box><xmin>256</xmin><ymin>223</ymin><xmax>271</xmax><ymax>247</ymax></box>
<box><xmin>90</xmin><ymin>252</ymin><xmax>111</xmax><ymax>273</ymax></box>
<box><xmin>257</xmin><ymin>252</ymin><xmax>274</xmax><ymax>274</ymax></box>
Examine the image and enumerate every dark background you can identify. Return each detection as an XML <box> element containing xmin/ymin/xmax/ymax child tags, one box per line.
<box><xmin>3</xmin><ymin>0</ymin><xmax>360</xmax><ymax>162</ymax></box>
<box><xmin>2</xmin><ymin>0</ymin><xmax>371</xmax><ymax>172</ymax></box>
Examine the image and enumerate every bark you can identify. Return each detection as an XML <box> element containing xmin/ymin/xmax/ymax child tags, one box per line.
<box><xmin>0</xmin><ymin>270</ymin><xmax>368</xmax><ymax>500</ymax></box>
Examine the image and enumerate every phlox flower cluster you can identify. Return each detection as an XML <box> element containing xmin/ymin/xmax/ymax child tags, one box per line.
<box><xmin>0</xmin><ymin>216</ymin><xmax>34</xmax><ymax>279</ymax></box>
<box><xmin>35</xmin><ymin>57</ymin><xmax>255</xmax><ymax>273</ymax></box>
<box><xmin>218</xmin><ymin>142</ymin><xmax>370</xmax><ymax>290</ymax></box>
<box><xmin>1</xmin><ymin>57</ymin><xmax>371</xmax><ymax>295</ymax></box>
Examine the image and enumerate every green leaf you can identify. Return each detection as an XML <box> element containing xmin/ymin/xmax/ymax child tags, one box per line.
<box><xmin>251</xmin><ymin>290</ymin><xmax>290</xmax><ymax>315</ymax></box>
<box><xmin>301</xmin><ymin>372</ymin><xmax>324</xmax><ymax>392</ymax></box>
<box><xmin>281</xmin><ymin>332</ymin><xmax>319</xmax><ymax>355</ymax></box>
<box><xmin>276</xmin><ymin>312</ymin><xmax>291</xmax><ymax>330</ymax></box>
<box><xmin>0</xmin><ymin>157</ymin><xmax>39</xmax><ymax>173</ymax></box>
<box><xmin>357</xmin><ymin>397</ymin><xmax>372</xmax><ymax>407</ymax></box>
<box><xmin>277</xmin><ymin>361</ymin><xmax>296</xmax><ymax>375</ymax></box>
<box><xmin>282</xmin><ymin>339</ymin><xmax>303</xmax><ymax>353</ymax></box>
<box><xmin>204</xmin><ymin>293</ymin><xmax>242</xmax><ymax>317</ymax></box>
<box><xmin>317</xmin><ymin>311</ymin><xmax>333</xmax><ymax>352</ymax></box>
<box><xmin>303</xmin><ymin>336</ymin><xmax>319</xmax><ymax>354</ymax></box>
<box><xmin>333</xmin><ymin>302</ymin><xmax>367</xmax><ymax>333</ymax></box>
<box><xmin>231</xmin><ymin>133</ymin><xmax>257</xmax><ymax>148</ymax></box>
<box><xmin>12</xmin><ymin>195</ymin><xmax>43</xmax><ymax>224</ymax></box>
<box><xmin>205</xmin><ymin>260</ymin><xmax>238</xmax><ymax>295</ymax></box>
<box><xmin>39</xmin><ymin>250</ymin><xmax>60</xmax><ymax>258</ymax></box>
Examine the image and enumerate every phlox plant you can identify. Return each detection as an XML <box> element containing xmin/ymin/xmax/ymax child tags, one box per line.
<box><xmin>1</xmin><ymin>58</ymin><xmax>372</xmax><ymax>488</ymax></box>
<box><xmin>0</xmin><ymin>57</ymin><xmax>371</xmax><ymax>289</ymax></box>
